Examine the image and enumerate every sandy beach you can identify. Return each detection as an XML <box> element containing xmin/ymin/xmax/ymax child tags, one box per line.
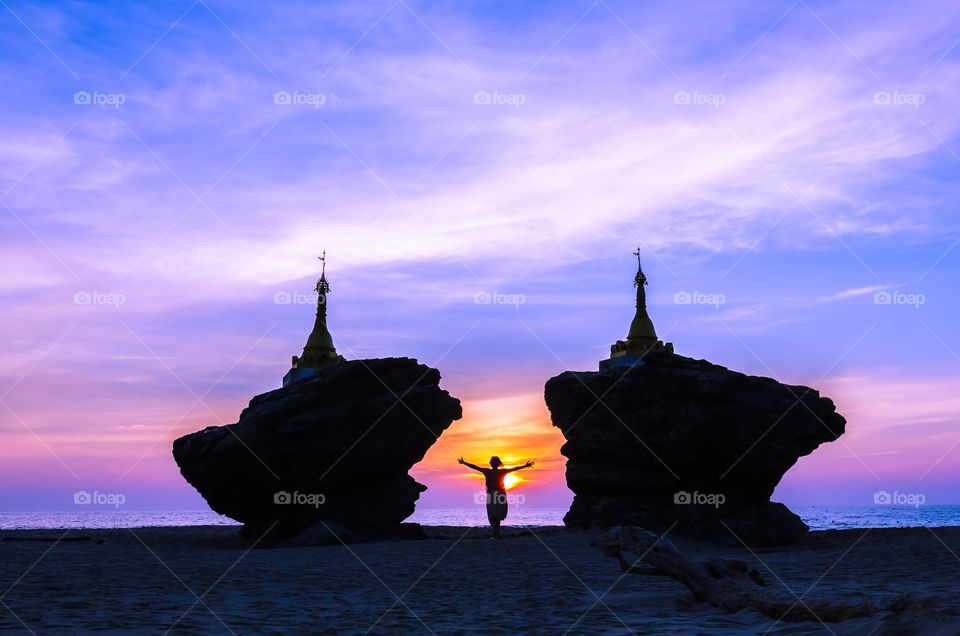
<box><xmin>1</xmin><ymin>525</ymin><xmax>959</xmax><ymax>635</ymax></box>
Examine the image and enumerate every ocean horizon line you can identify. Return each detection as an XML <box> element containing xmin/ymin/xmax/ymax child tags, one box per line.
<box><xmin>3</xmin><ymin>505</ymin><xmax>960</xmax><ymax>532</ymax></box>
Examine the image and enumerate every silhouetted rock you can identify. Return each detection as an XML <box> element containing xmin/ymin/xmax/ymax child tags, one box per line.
<box><xmin>173</xmin><ymin>357</ymin><xmax>461</xmax><ymax>541</ymax></box>
<box><xmin>545</xmin><ymin>349</ymin><xmax>845</xmax><ymax>546</ymax></box>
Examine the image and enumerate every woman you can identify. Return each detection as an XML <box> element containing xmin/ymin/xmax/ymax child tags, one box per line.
<box><xmin>458</xmin><ymin>456</ymin><xmax>534</xmax><ymax>539</ymax></box>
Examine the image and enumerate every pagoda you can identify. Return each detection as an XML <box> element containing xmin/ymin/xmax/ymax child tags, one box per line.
<box><xmin>282</xmin><ymin>252</ymin><xmax>346</xmax><ymax>386</ymax></box>
<box><xmin>600</xmin><ymin>248</ymin><xmax>673</xmax><ymax>371</ymax></box>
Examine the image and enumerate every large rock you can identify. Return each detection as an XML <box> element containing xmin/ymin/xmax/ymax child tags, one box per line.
<box><xmin>544</xmin><ymin>349</ymin><xmax>845</xmax><ymax>546</ymax></box>
<box><xmin>173</xmin><ymin>357</ymin><xmax>461</xmax><ymax>540</ymax></box>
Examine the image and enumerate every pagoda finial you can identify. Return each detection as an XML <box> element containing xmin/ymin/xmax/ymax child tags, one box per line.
<box><xmin>315</xmin><ymin>251</ymin><xmax>330</xmax><ymax>295</ymax></box>
<box><xmin>633</xmin><ymin>246</ymin><xmax>647</xmax><ymax>288</ymax></box>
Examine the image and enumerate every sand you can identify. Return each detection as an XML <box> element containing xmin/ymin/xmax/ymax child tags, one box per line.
<box><xmin>1</xmin><ymin>525</ymin><xmax>959</xmax><ymax>635</ymax></box>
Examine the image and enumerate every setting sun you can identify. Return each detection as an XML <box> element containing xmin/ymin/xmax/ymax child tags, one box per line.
<box><xmin>503</xmin><ymin>473</ymin><xmax>522</xmax><ymax>490</ymax></box>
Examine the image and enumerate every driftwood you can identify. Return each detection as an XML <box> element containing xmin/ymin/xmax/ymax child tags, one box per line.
<box><xmin>598</xmin><ymin>526</ymin><xmax>887</xmax><ymax>623</ymax></box>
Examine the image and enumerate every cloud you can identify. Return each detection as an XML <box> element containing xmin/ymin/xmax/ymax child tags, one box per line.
<box><xmin>818</xmin><ymin>284</ymin><xmax>891</xmax><ymax>302</ymax></box>
<box><xmin>3</xmin><ymin>0</ymin><xmax>960</xmax><ymax>304</ymax></box>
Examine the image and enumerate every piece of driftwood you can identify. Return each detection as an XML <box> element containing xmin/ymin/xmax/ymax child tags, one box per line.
<box><xmin>598</xmin><ymin>526</ymin><xmax>888</xmax><ymax>622</ymax></box>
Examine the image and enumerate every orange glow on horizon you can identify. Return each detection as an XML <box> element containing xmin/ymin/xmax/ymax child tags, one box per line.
<box><xmin>408</xmin><ymin>392</ymin><xmax>570</xmax><ymax>505</ymax></box>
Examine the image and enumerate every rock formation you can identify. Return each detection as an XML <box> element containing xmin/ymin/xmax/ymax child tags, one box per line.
<box><xmin>173</xmin><ymin>357</ymin><xmax>461</xmax><ymax>541</ymax></box>
<box><xmin>544</xmin><ymin>349</ymin><xmax>846</xmax><ymax>546</ymax></box>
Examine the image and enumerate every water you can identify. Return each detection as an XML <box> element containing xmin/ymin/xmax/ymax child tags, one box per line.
<box><xmin>2</xmin><ymin>506</ymin><xmax>958</xmax><ymax>530</ymax></box>
<box><xmin>792</xmin><ymin>505</ymin><xmax>960</xmax><ymax>530</ymax></box>
<box><xmin>0</xmin><ymin>511</ymin><xmax>242</xmax><ymax>530</ymax></box>
<box><xmin>0</xmin><ymin>508</ymin><xmax>567</xmax><ymax>530</ymax></box>
<box><xmin>407</xmin><ymin>507</ymin><xmax>568</xmax><ymax>527</ymax></box>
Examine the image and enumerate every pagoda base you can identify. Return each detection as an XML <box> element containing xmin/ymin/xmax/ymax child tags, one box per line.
<box><xmin>601</xmin><ymin>340</ymin><xmax>675</xmax><ymax>372</ymax></box>
<box><xmin>283</xmin><ymin>367</ymin><xmax>328</xmax><ymax>387</ymax></box>
<box><xmin>599</xmin><ymin>355</ymin><xmax>647</xmax><ymax>372</ymax></box>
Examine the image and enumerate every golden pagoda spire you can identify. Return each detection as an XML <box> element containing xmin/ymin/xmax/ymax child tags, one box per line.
<box><xmin>626</xmin><ymin>247</ymin><xmax>657</xmax><ymax>343</ymax></box>
<box><xmin>283</xmin><ymin>252</ymin><xmax>346</xmax><ymax>386</ymax></box>
<box><xmin>602</xmin><ymin>247</ymin><xmax>673</xmax><ymax>370</ymax></box>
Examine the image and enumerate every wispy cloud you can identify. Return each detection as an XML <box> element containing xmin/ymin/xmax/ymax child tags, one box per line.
<box><xmin>818</xmin><ymin>284</ymin><xmax>891</xmax><ymax>302</ymax></box>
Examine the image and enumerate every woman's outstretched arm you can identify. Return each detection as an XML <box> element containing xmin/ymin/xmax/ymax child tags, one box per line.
<box><xmin>506</xmin><ymin>460</ymin><xmax>535</xmax><ymax>473</ymax></box>
<box><xmin>457</xmin><ymin>457</ymin><xmax>484</xmax><ymax>472</ymax></box>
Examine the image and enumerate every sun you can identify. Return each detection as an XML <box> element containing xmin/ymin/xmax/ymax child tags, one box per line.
<box><xmin>503</xmin><ymin>472</ymin><xmax>522</xmax><ymax>490</ymax></box>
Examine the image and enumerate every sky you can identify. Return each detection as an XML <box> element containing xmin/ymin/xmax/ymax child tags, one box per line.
<box><xmin>1</xmin><ymin>0</ymin><xmax>958</xmax><ymax>515</ymax></box>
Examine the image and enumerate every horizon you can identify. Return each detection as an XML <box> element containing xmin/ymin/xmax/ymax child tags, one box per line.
<box><xmin>2</xmin><ymin>0</ymin><xmax>959</xmax><ymax>516</ymax></box>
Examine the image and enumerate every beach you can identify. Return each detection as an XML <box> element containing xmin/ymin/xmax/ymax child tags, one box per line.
<box><xmin>2</xmin><ymin>525</ymin><xmax>959</xmax><ymax>634</ymax></box>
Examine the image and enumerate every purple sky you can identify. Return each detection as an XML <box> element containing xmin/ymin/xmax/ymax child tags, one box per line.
<box><xmin>1</xmin><ymin>0</ymin><xmax>959</xmax><ymax>513</ymax></box>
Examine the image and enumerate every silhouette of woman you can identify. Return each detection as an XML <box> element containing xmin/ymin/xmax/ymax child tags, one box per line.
<box><xmin>458</xmin><ymin>456</ymin><xmax>534</xmax><ymax>539</ymax></box>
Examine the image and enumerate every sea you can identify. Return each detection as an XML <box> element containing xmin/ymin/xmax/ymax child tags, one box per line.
<box><xmin>1</xmin><ymin>506</ymin><xmax>959</xmax><ymax>531</ymax></box>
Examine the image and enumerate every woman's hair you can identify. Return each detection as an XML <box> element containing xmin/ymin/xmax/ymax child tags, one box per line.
<box><xmin>489</xmin><ymin>456</ymin><xmax>502</xmax><ymax>468</ymax></box>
